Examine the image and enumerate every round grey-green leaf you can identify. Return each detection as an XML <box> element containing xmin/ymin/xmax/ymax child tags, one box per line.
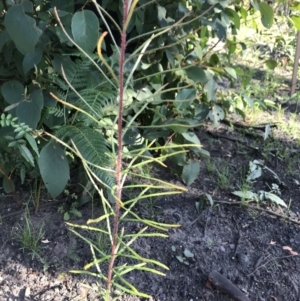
<box><xmin>71</xmin><ymin>10</ymin><xmax>100</xmax><ymax>53</ymax></box>
<box><xmin>4</xmin><ymin>2</ymin><xmax>42</xmax><ymax>54</ymax></box>
<box><xmin>38</xmin><ymin>141</ymin><xmax>70</xmax><ymax>198</ymax></box>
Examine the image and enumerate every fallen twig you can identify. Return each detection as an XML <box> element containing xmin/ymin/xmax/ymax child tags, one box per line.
<box><xmin>248</xmin><ymin>254</ymin><xmax>299</xmax><ymax>276</ymax></box>
<box><xmin>221</xmin><ymin>119</ymin><xmax>279</xmax><ymax>131</ymax></box>
<box><xmin>253</xmin><ymin>245</ymin><xmax>271</xmax><ymax>273</ymax></box>
<box><xmin>207</xmin><ymin>130</ymin><xmax>259</xmax><ymax>151</ymax></box>
<box><xmin>208</xmin><ymin>270</ymin><xmax>251</xmax><ymax>301</ymax></box>
<box><xmin>214</xmin><ymin>200</ymin><xmax>300</xmax><ymax>225</ymax></box>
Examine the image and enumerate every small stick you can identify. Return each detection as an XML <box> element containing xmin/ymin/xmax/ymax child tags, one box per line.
<box><xmin>208</xmin><ymin>270</ymin><xmax>251</xmax><ymax>301</ymax></box>
<box><xmin>214</xmin><ymin>200</ymin><xmax>300</xmax><ymax>226</ymax></box>
<box><xmin>248</xmin><ymin>254</ymin><xmax>299</xmax><ymax>276</ymax></box>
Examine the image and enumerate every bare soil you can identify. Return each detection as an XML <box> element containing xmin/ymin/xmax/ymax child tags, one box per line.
<box><xmin>1</xmin><ymin>104</ymin><xmax>300</xmax><ymax>301</ymax></box>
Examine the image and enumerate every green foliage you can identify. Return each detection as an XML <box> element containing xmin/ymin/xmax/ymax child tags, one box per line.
<box><xmin>0</xmin><ymin>0</ymin><xmax>290</xmax><ymax>197</ymax></box>
<box><xmin>0</xmin><ymin>114</ymin><xmax>39</xmax><ymax>192</ymax></box>
<box><xmin>58</xmin><ymin>201</ymin><xmax>82</xmax><ymax>221</ymax></box>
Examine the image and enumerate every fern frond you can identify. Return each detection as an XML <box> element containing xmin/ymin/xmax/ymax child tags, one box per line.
<box><xmin>38</xmin><ymin>107</ymin><xmax>50</xmax><ymax>128</ymax></box>
<box><xmin>67</xmin><ymin>59</ymin><xmax>93</xmax><ymax>90</ymax></box>
<box><xmin>67</xmin><ymin>52</ymin><xmax>99</xmax><ymax>61</ymax></box>
<box><xmin>55</xmin><ymin>125</ymin><xmax>115</xmax><ymax>188</ymax></box>
<box><xmin>52</xmin><ymin>76</ymin><xmax>69</xmax><ymax>91</ymax></box>
<box><xmin>71</xmin><ymin>88</ymin><xmax>118</xmax><ymax>120</ymax></box>
<box><xmin>48</xmin><ymin>106</ymin><xmax>65</xmax><ymax>118</ymax></box>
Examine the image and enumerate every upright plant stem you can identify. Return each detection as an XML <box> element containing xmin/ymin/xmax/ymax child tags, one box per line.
<box><xmin>106</xmin><ymin>0</ymin><xmax>129</xmax><ymax>295</ymax></box>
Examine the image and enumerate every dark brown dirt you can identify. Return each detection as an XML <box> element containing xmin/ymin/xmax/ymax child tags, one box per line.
<box><xmin>1</xmin><ymin>112</ymin><xmax>300</xmax><ymax>301</ymax></box>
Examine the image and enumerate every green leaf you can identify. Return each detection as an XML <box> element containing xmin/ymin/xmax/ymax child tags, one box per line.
<box><xmin>123</xmin><ymin>127</ymin><xmax>139</xmax><ymax>145</ymax></box>
<box><xmin>165</xmin><ymin>50</ymin><xmax>175</xmax><ymax>68</ymax></box>
<box><xmin>209</xmin><ymin>53</ymin><xmax>219</xmax><ymax>66</ymax></box>
<box><xmin>194</xmin><ymin>104</ymin><xmax>209</xmax><ymax>122</ymax></box>
<box><xmin>169</xmin><ymin>150</ymin><xmax>187</xmax><ymax>166</ymax></box>
<box><xmin>3</xmin><ymin>177</ymin><xmax>15</xmax><ymax>193</ymax></box>
<box><xmin>157</xmin><ymin>5</ymin><xmax>174</xmax><ymax>27</ymax></box>
<box><xmin>225</xmin><ymin>67</ymin><xmax>237</xmax><ymax>80</ymax></box>
<box><xmin>265</xmin><ymin>59</ymin><xmax>277</xmax><ymax>70</ymax></box>
<box><xmin>208</xmin><ymin>105</ymin><xmax>225</xmax><ymax>126</ymax></box>
<box><xmin>241</xmin><ymin>75</ymin><xmax>251</xmax><ymax>88</ymax></box>
<box><xmin>261</xmin><ymin>191</ymin><xmax>287</xmax><ymax>208</ymax></box>
<box><xmin>205</xmin><ymin>193</ymin><xmax>214</xmax><ymax>207</ymax></box>
<box><xmin>16</xmin><ymin>89</ymin><xmax>44</xmax><ymax>129</ymax></box>
<box><xmin>176</xmin><ymin>255</ymin><xmax>184</xmax><ymax>263</ymax></box>
<box><xmin>51</xmin><ymin>54</ymin><xmax>76</xmax><ymax>79</ymax></box>
<box><xmin>71</xmin><ymin>10</ymin><xmax>100</xmax><ymax>53</ymax></box>
<box><xmin>182</xmin><ymin>132</ymin><xmax>201</xmax><ymax>145</ymax></box>
<box><xmin>259</xmin><ymin>3</ymin><xmax>274</xmax><ymax>29</ymax></box>
<box><xmin>55</xmin><ymin>26</ymin><xmax>73</xmax><ymax>45</ymax></box>
<box><xmin>22</xmin><ymin>50</ymin><xmax>43</xmax><ymax>74</ymax></box>
<box><xmin>291</xmin><ymin>2</ymin><xmax>300</xmax><ymax>11</ymax></box>
<box><xmin>185</xmin><ymin>67</ymin><xmax>207</xmax><ymax>83</ymax></box>
<box><xmin>0</xmin><ymin>30</ymin><xmax>9</xmax><ymax>51</ymax></box>
<box><xmin>205</xmin><ymin>78</ymin><xmax>218</xmax><ymax>101</ymax></box>
<box><xmin>18</xmin><ymin>144</ymin><xmax>34</xmax><ymax>167</ymax></box>
<box><xmin>224</xmin><ymin>8</ymin><xmax>240</xmax><ymax>29</ymax></box>
<box><xmin>25</xmin><ymin>133</ymin><xmax>39</xmax><ymax>157</ymax></box>
<box><xmin>194</xmin><ymin>44</ymin><xmax>203</xmax><ymax>60</ymax></box>
<box><xmin>4</xmin><ymin>1</ymin><xmax>42</xmax><ymax>54</ymax></box>
<box><xmin>2</xmin><ymin>80</ymin><xmax>24</xmax><ymax>106</ymax></box>
<box><xmin>135</xmin><ymin>14</ymin><xmax>143</xmax><ymax>35</ymax></box>
<box><xmin>240</xmin><ymin>7</ymin><xmax>248</xmax><ymax>21</ymax></box>
<box><xmin>165</xmin><ymin>119</ymin><xmax>189</xmax><ymax>134</ymax></box>
<box><xmin>20</xmin><ymin>165</ymin><xmax>26</xmax><ymax>184</ymax></box>
<box><xmin>232</xmin><ymin>190</ymin><xmax>258</xmax><ymax>200</ymax></box>
<box><xmin>181</xmin><ymin>159</ymin><xmax>200</xmax><ymax>186</ymax></box>
<box><xmin>38</xmin><ymin>141</ymin><xmax>70</xmax><ymax>198</ymax></box>
<box><xmin>291</xmin><ymin>15</ymin><xmax>300</xmax><ymax>30</ymax></box>
<box><xmin>175</xmin><ymin>88</ymin><xmax>196</xmax><ymax>110</ymax></box>
<box><xmin>247</xmin><ymin>167</ymin><xmax>262</xmax><ymax>182</ymax></box>
<box><xmin>135</xmin><ymin>87</ymin><xmax>153</xmax><ymax>102</ymax></box>
<box><xmin>165</xmin><ymin>118</ymin><xmax>199</xmax><ymax>134</ymax></box>
<box><xmin>226</xmin><ymin>39</ymin><xmax>236</xmax><ymax>54</ymax></box>
<box><xmin>214</xmin><ymin>18</ymin><xmax>227</xmax><ymax>40</ymax></box>
<box><xmin>64</xmin><ymin>212</ymin><xmax>70</xmax><ymax>221</ymax></box>
<box><xmin>181</xmin><ymin>132</ymin><xmax>202</xmax><ymax>153</ymax></box>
